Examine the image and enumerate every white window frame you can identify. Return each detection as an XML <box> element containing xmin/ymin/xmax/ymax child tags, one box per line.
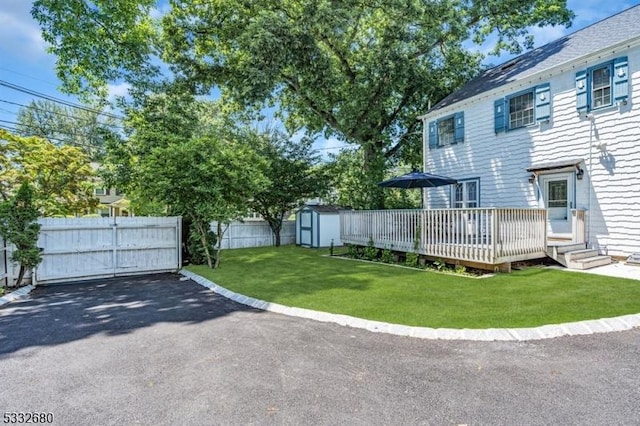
<box><xmin>508</xmin><ymin>90</ymin><xmax>535</xmax><ymax>129</ymax></box>
<box><xmin>590</xmin><ymin>63</ymin><xmax>613</xmax><ymax>110</ymax></box>
<box><xmin>451</xmin><ymin>178</ymin><xmax>480</xmax><ymax>208</ymax></box>
<box><xmin>437</xmin><ymin>116</ymin><xmax>455</xmax><ymax>146</ymax></box>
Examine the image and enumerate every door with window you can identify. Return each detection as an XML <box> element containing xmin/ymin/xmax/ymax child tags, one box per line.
<box><xmin>540</xmin><ymin>173</ymin><xmax>573</xmax><ymax>237</ymax></box>
<box><xmin>451</xmin><ymin>179</ymin><xmax>480</xmax><ymax>238</ymax></box>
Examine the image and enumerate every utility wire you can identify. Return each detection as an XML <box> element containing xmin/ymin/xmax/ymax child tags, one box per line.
<box><xmin>0</xmin><ymin>120</ymin><xmax>108</xmax><ymax>151</ymax></box>
<box><xmin>0</xmin><ymin>98</ymin><xmax>125</xmax><ymax>131</ymax></box>
<box><xmin>0</xmin><ymin>79</ymin><xmax>123</xmax><ymax>120</ymax></box>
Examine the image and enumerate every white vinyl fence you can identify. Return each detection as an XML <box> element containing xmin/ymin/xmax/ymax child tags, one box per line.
<box><xmin>34</xmin><ymin>217</ymin><xmax>181</xmax><ymax>285</ymax></box>
<box><xmin>0</xmin><ymin>237</ymin><xmax>11</xmax><ymax>288</ymax></box>
<box><xmin>213</xmin><ymin>220</ymin><xmax>295</xmax><ymax>249</ymax></box>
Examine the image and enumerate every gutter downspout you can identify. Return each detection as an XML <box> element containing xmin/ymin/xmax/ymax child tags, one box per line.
<box><xmin>587</xmin><ymin>114</ymin><xmax>595</xmax><ymax>247</ymax></box>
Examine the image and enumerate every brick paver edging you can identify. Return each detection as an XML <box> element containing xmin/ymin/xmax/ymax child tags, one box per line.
<box><xmin>180</xmin><ymin>270</ymin><xmax>640</xmax><ymax>341</ymax></box>
<box><xmin>0</xmin><ymin>285</ymin><xmax>35</xmax><ymax>306</ymax></box>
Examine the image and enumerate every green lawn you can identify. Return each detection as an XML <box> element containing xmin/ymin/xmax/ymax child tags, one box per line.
<box><xmin>186</xmin><ymin>245</ymin><xmax>640</xmax><ymax>329</ymax></box>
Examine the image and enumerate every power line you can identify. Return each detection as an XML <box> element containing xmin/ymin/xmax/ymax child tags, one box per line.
<box><xmin>0</xmin><ymin>120</ymin><xmax>108</xmax><ymax>151</ymax></box>
<box><xmin>0</xmin><ymin>79</ymin><xmax>123</xmax><ymax>120</ymax></box>
<box><xmin>0</xmin><ymin>98</ymin><xmax>124</xmax><ymax>131</ymax></box>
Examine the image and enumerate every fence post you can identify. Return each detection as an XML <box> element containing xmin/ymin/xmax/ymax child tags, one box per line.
<box><xmin>491</xmin><ymin>208</ymin><xmax>498</xmax><ymax>263</ymax></box>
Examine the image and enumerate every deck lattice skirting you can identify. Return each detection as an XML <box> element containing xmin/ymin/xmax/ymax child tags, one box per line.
<box><xmin>340</xmin><ymin>208</ymin><xmax>548</xmax><ymax>266</ymax></box>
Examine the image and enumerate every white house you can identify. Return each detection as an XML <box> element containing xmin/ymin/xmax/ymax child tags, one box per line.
<box><xmin>420</xmin><ymin>5</ymin><xmax>640</xmax><ymax>262</ymax></box>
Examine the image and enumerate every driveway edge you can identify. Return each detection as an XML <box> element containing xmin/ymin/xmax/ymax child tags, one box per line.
<box><xmin>180</xmin><ymin>270</ymin><xmax>640</xmax><ymax>341</ymax></box>
<box><xmin>0</xmin><ymin>285</ymin><xmax>35</xmax><ymax>306</ymax></box>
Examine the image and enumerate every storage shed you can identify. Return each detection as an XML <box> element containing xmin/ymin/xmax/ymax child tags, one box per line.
<box><xmin>296</xmin><ymin>205</ymin><xmax>342</xmax><ymax>248</ymax></box>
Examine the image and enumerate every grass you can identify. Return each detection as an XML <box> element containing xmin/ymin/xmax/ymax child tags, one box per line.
<box><xmin>186</xmin><ymin>245</ymin><xmax>640</xmax><ymax>329</ymax></box>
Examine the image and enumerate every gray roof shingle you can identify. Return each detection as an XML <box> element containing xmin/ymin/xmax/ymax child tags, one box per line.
<box><xmin>429</xmin><ymin>5</ymin><xmax>640</xmax><ymax>113</ymax></box>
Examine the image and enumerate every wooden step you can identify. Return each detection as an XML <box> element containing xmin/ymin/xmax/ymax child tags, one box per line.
<box><xmin>569</xmin><ymin>255</ymin><xmax>612</xmax><ymax>270</ymax></box>
<box><xmin>565</xmin><ymin>249</ymin><xmax>598</xmax><ymax>262</ymax></box>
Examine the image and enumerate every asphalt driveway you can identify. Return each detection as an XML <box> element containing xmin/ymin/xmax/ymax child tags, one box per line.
<box><xmin>1</xmin><ymin>273</ymin><xmax>639</xmax><ymax>425</ymax></box>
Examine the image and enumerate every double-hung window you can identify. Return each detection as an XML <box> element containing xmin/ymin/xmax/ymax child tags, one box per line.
<box><xmin>508</xmin><ymin>91</ymin><xmax>534</xmax><ymax>129</ymax></box>
<box><xmin>428</xmin><ymin>112</ymin><xmax>464</xmax><ymax>149</ymax></box>
<box><xmin>576</xmin><ymin>56</ymin><xmax>628</xmax><ymax>113</ymax></box>
<box><xmin>591</xmin><ymin>64</ymin><xmax>612</xmax><ymax>109</ymax></box>
<box><xmin>494</xmin><ymin>83</ymin><xmax>550</xmax><ymax>133</ymax></box>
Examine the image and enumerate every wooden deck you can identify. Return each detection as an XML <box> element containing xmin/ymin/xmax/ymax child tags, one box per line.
<box><xmin>340</xmin><ymin>208</ymin><xmax>548</xmax><ymax>268</ymax></box>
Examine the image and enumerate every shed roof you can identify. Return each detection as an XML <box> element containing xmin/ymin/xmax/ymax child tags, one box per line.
<box><xmin>300</xmin><ymin>205</ymin><xmax>342</xmax><ymax>213</ymax></box>
<box><xmin>428</xmin><ymin>5</ymin><xmax>640</xmax><ymax>114</ymax></box>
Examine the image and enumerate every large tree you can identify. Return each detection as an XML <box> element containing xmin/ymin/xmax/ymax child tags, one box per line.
<box><xmin>101</xmin><ymin>93</ymin><xmax>266</xmax><ymax>267</ymax></box>
<box><xmin>0</xmin><ymin>129</ymin><xmax>98</xmax><ymax>216</ymax></box>
<box><xmin>33</xmin><ymin>0</ymin><xmax>573</xmax><ymax>208</ymax></box>
<box><xmin>15</xmin><ymin>100</ymin><xmax>120</xmax><ymax>160</ymax></box>
<box><xmin>249</xmin><ymin>129</ymin><xmax>329</xmax><ymax>246</ymax></box>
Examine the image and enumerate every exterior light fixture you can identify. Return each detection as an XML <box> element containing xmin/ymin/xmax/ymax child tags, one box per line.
<box><xmin>576</xmin><ymin>167</ymin><xmax>584</xmax><ymax>180</ymax></box>
<box><xmin>617</xmin><ymin>68</ymin><xmax>626</xmax><ymax>78</ymax></box>
<box><xmin>528</xmin><ymin>174</ymin><xmax>536</xmax><ymax>184</ymax></box>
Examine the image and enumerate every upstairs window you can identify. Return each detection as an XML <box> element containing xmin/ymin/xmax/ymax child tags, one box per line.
<box><xmin>509</xmin><ymin>91</ymin><xmax>535</xmax><ymax>129</ymax></box>
<box><xmin>428</xmin><ymin>112</ymin><xmax>464</xmax><ymax>149</ymax></box>
<box><xmin>576</xmin><ymin>56</ymin><xmax>628</xmax><ymax>113</ymax></box>
<box><xmin>494</xmin><ymin>83</ymin><xmax>550</xmax><ymax>133</ymax></box>
<box><xmin>591</xmin><ymin>64</ymin><xmax>612</xmax><ymax>109</ymax></box>
<box><xmin>437</xmin><ymin>116</ymin><xmax>455</xmax><ymax>146</ymax></box>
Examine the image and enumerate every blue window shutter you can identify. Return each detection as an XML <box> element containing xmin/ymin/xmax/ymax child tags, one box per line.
<box><xmin>535</xmin><ymin>83</ymin><xmax>551</xmax><ymax>122</ymax></box>
<box><xmin>576</xmin><ymin>70</ymin><xmax>588</xmax><ymax>113</ymax></box>
<box><xmin>454</xmin><ymin>112</ymin><xmax>464</xmax><ymax>143</ymax></box>
<box><xmin>428</xmin><ymin>121</ymin><xmax>438</xmax><ymax>149</ymax></box>
<box><xmin>494</xmin><ymin>99</ymin><xmax>506</xmax><ymax>133</ymax></box>
<box><xmin>613</xmin><ymin>56</ymin><xmax>629</xmax><ymax>103</ymax></box>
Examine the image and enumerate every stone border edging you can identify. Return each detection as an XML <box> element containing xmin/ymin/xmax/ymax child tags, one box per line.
<box><xmin>0</xmin><ymin>285</ymin><xmax>35</xmax><ymax>306</ymax></box>
<box><xmin>180</xmin><ymin>270</ymin><xmax>640</xmax><ymax>341</ymax></box>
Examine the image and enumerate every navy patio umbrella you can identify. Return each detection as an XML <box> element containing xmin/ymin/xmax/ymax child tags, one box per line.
<box><xmin>377</xmin><ymin>171</ymin><xmax>457</xmax><ymax>189</ymax></box>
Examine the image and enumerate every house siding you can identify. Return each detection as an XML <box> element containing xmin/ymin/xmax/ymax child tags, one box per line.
<box><xmin>424</xmin><ymin>45</ymin><xmax>640</xmax><ymax>257</ymax></box>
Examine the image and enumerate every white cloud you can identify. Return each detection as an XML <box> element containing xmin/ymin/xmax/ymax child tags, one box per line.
<box><xmin>0</xmin><ymin>1</ymin><xmax>49</xmax><ymax>61</ymax></box>
<box><xmin>107</xmin><ymin>82</ymin><xmax>132</xmax><ymax>101</ymax></box>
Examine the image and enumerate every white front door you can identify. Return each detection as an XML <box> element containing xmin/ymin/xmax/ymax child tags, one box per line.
<box><xmin>540</xmin><ymin>173</ymin><xmax>573</xmax><ymax>237</ymax></box>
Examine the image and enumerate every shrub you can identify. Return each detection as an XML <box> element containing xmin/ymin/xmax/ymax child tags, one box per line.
<box><xmin>364</xmin><ymin>237</ymin><xmax>378</xmax><ymax>261</ymax></box>
<box><xmin>380</xmin><ymin>247</ymin><xmax>394</xmax><ymax>264</ymax></box>
<box><xmin>405</xmin><ymin>252</ymin><xmax>419</xmax><ymax>267</ymax></box>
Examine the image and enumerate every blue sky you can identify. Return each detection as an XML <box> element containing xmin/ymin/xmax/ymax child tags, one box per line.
<box><xmin>1</xmin><ymin>0</ymin><xmax>638</xmax><ymax>157</ymax></box>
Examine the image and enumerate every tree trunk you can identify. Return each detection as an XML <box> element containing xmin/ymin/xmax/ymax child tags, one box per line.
<box><xmin>15</xmin><ymin>265</ymin><xmax>26</xmax><ymax>288</ymax></box>
<box><xmin>213</xmin><ymin>222</ymin><xmax>227</xmax><ymax>269</ymax></box>
<box><xmin>194</xmin><ymin>220</ymin><xmax>213</xmax><ymax>268</ymax></box>
<box><xmin>364</xmin><ymin>144</ymin><xmax>386</xmax><ymax>209</ymax></box>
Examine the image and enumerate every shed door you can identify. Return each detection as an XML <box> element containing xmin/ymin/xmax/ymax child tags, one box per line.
<box><xmin>299</xmin><ymin>211</ymin><xmax>312</xmax><ymax>246</ymax></box>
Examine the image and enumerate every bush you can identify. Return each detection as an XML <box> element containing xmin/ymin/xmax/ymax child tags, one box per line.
<box><xmin>187</xmin><ymin>225</ymin><xmax>217</xmax><ymax>265</ymax></box>
<box><xmin>364</xmin><ymin>238</ymin><xmax>378</xmax><ymax>261</ymax></box>
<box><xmin>380</xmin><ymin>247</ymin><xmax>394</xmax><ymax>264</ymax></box>
<box><xmin>405</xmin><ymin>252</ymin><xmax>419</xmax><ymax>267</ymax></box>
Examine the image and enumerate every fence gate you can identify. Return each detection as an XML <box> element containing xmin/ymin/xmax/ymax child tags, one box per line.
<box><xmin>35</xmin><ymin>217</ymin><xmax>182</xmax><ymax>285</ymax></box>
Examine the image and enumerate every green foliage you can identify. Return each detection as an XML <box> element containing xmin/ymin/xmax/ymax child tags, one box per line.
<box><xmin>405</xmin><ymin>252</ymin><xmax>419</xmax><ymax>268</ymax></box>
<box><xmin>364</xmin><ymin>238</ymin><xmax>378</xmax><ymax>261</ymax></box>
<box><xmin>380</xmin><ymin>247</ymin><xmax>394</xmax><ymax>264</ymax></box>
<box><xmin>433</xmin><ymin>259</ymin><xmax>447</xmax><ymax>272</ymax></box>
<box><xmin>33</xmin><ymin>0</ymin><xmax>573</xmax><ymax>208</ymax></box>
<box><xmin>0</xmin><ymin>182</ymin><xmax>42</xmax><ymax>286</ymax></box>
<box><xmin>248</xmin><ymin>129</ymin><xmax>330</xmax><ymax>247</ymax></box>
<box><xmin>15</xmin><ymin>100</ymin><xmax>117</xmax><ymax>160</ymax></box>
<box><xmin>454</xmin><ymin>265</ymin><xmax>467</xmax><ymax>275</ymax></box>
<box><xmin>346</xmin><ymin>244</ymin><xmax>361</xmax><ymax>259</ymax></box>
<box><xmin>187</xmin><ymin>223</ymin><xmax>217</xmax><ymax>266</ymax></box>
<box><xmin>0</xmin><ymin>129</ymin><xmax>98</xmax><ymax>216</ymax></box>
<box><xmin>110</xmin><ymin>94</ymin><xmax>266</xmax><ymax>268</ymax></box>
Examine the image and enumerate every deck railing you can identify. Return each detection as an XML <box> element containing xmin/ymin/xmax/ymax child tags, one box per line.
<box><xmin>340</xmin><ymin>208</ymin><xmax>547</xmax><ymax>265</ymax></box>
